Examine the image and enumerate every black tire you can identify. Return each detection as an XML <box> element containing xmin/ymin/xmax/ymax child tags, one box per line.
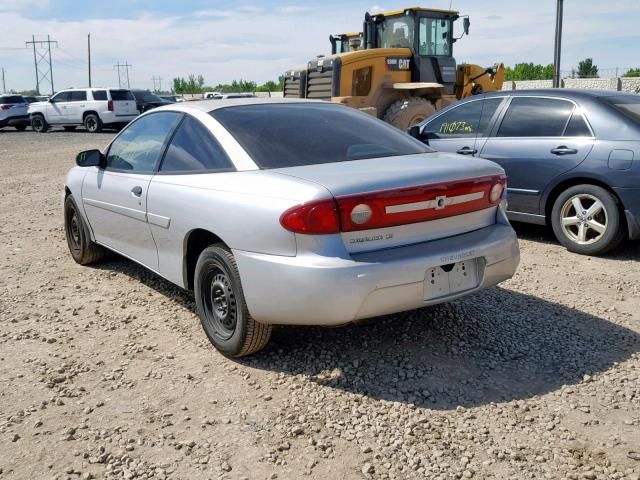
<box><xmin>382</xmin><ymin>97</ymin><xmax>436</xmax><ymax>130</ymax></box>
<box><xmin>31</xmin><ymin>114</ymin><xmax>48</xmax><ymax>133</ymax></box>
<box><xmin>194</xmin><ymin>245</ymin><xmax>272</xmax><ymax>357</ymax></box>
<box><xmin>15</xmin><ymin>124</ymin><xmax>27</xmax><ymax>131</ymax></box>
<box><xmin>84</xmin><ymin>113</ymin><xmax>102</xmax><ymax>133</ymax></box>
<box><xmin>64</xmin><ymin>195</ymin><xmax>107</xmax><ymax>265</ymax></box>
<box><xmin>551</xmin><ymin>184</ymin><xmax>626</xmax><ymax>255</ymax></box>
<box><xmin>63</xmin><ymin>126</ymin><xmax>76</xmax><ymax>132</ymax></box>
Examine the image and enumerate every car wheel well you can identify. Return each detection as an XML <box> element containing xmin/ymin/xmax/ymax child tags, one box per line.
<box><xmin>545</xmin><ymin>177</ymin><xmax>624</xmax><ymax>220</ymax></box>
<box><xmin>82</xmin><ymin>111</ymin><xmax>98</xmax><ymax>120</ymax></box>
<box><xmin>64</xmin><ymin>186</ymin><xmax>72</xmax><ymax>197</ymax></box>
<box><xmin>184</xmin><ymin>229</ymin><xmax>226</xmax><ymax>290</ymax></box>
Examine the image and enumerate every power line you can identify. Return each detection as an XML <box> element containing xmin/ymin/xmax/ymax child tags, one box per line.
<box><xmin>152</xmin><ymin>75</ymin><xmax>162</xmax><ymax>91</ymax></box>
<box><xmin>25</xmin><ymin>35</ymin><xmax>57</xmax><ymax>95</ymax></box>
<box><xmin>1</xmin><ymin>67</ymin><xmax>6</xmax><ymax>93</ymax></box>
<box><xmin>113</xmin><ymin>61</ymin><xmax>132</xmax><ymax>89</ymax></box>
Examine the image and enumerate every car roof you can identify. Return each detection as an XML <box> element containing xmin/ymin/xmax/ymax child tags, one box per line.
<box><xmin>153</xmin><ymin>97</ymin><xmax>325</xmax><ymax>113</ymax></box>
<box><xmin>484</xmin><ymin>88</ymin><xmax>631</xmax><ymax>100</ymax></box>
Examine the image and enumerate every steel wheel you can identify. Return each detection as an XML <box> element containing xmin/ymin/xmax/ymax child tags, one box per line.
<box><xmin>202</xmin><ymin>268</ymin><xmax>238</xmax><ymax>341</ymax></box>
<box><xmin>67</xmin><ymin>208</ymin><xmax>82</xmax><ymax>254</ymax></box>
<box><xmin>560</xmin><ymin>193</ymin><xmax>608</xmax><ymax>245</ymax></box>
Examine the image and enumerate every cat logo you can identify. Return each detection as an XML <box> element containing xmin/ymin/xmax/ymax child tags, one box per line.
<box><xmin>398</xmin><ymin>59</ymin><xmax>410</xmax><ymax>70</ymax></box>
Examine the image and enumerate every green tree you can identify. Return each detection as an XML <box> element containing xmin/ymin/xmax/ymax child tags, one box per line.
<box><xmin>623</xmin><ymin>68</ymin><xmax>640</xmax><ymax>77</ymax></box>
<box><xmin>256</xmin><ymin>80</ymin><xmax>282</xmax><ymax>92</ymax></box>
<box><xmin>504</xmin><ymin>63</ymin><xmax>554</xmax><ymax>81</ymax></box>
<box><xmin>577</xmin><ymin>58</ymin><xmax>598</xmax><ymax>78</ymax></box>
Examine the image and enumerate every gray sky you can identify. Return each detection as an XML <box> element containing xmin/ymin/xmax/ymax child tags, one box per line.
<box><xmin>0</xmin><ymin>0</ymin><xmax>639</xmax><ymax>93</ymax></box>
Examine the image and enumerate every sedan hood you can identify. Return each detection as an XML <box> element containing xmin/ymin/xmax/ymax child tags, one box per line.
<box><xmin>271</xmin><ymin>152</ymin><xmax>505</xmax><ymax>196</ymax></box>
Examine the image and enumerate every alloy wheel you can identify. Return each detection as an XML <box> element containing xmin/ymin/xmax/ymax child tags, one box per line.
<box><xmin>560</xmin><ymin>194</ymin><xmax>608</xmax><ymax>245</ymax></box>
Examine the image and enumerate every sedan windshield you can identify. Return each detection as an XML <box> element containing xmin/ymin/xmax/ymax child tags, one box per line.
<box><xmin>209</xmin><ymin>103</ymin><xmax>431</xmax><ymax>168</ymax></box>
<box><xmin>601</xmin><ymin>95</ymin><xmax>640</xmax><ymax>124</ymax></box>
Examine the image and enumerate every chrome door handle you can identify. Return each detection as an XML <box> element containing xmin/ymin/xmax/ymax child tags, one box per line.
<box><xmin>456</xmin><ymin>147</ymin><xmax>478</xmax><ymax>155</ymax></box>
<box><xmin>131</xmin><ymin>186</ymin><xmax>143</xmax><ymax>197</ymax></box>
<box><xmin>550</xmin><ymin>146</ymin><xmax>578</xmax><ymax>155</ymax></box>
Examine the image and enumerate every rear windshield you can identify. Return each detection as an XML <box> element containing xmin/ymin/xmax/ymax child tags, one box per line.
<box><xmin>0</xmin><ymin>95</ymin><xmax>25</xmax><ymax>104</ymax></box>
<box><xmin>110</xmin><ymin>90</ymin><xmax>135</xmax><ymax>101</ymax></box>
<box><xmin>601</xmin><ymin>95</ymin><xmax>640</xmax><ymax>124</ymax></box>
<box><xmin>210</xmin><ymin>103</ymin><xmax>431</xmax><ymax>168</ymax></box>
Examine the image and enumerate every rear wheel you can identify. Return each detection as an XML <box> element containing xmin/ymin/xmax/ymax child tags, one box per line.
<box><xmin>194</xmin><ymin>245</ymin><xmax>272</xmax><ymax>357</ymax></box>
<box><xmin>383</xmin><ymin>97</ymin><xmax>436</xmax><ymax>130</ymax></box>
<box><xmin>84</xmin><ymin>113</ymin><xmax>102</xmax><ymax>133</ymax></box>
<box><xmin>15</xmin><ymin>124</ymin><xmax>27</xmax><ymax>131</ymax></box>
<box><xmin>63</xmin><ymin>126</ymin><xmax>76</xmax><ymax>132</ymax></box>
<box><xmin>64</xmin><ymin>195</ymin><xmax>107</xmax><ymax>265</ymax></box>
<box><xmin>551</xmin><ymin>184</ymin><xmax>625</xmax><ymax>255</ymax></box>
<box><xmin>31</xmin><ymin>114</ymin><xmax>48</xmax><ymax>133</ymax></box>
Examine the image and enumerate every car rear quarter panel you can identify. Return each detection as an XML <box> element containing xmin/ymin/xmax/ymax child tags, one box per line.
<box><xmin>146</xmin><ymin>170</ymin><xmax>332</xmax><ymax>288</ymax></box>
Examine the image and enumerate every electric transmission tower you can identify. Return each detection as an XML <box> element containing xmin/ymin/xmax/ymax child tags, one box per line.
<box><xmin>114</xmin><ymin>61</ymin><xmax>132</xmax><ymax>88</ymax></box>
<box><xmin>152</xmin><ymin>76</ymin><xmax>162</xmax><ymax>92</ymax></box>
<box><xmin>26</xmin><ymin>35</ymin><xmax>57</xmax><ymax>95</ymax></box>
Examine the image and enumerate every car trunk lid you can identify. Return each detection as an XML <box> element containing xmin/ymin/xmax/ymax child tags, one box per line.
<box><xmin>109</xmin><ymin>90</ymin><xmax>138</xmax><ymax>115</ymax></box>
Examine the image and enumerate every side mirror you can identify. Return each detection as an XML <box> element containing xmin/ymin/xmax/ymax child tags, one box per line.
<box><xmin>407</xmin><ymin>125</ymin><xmax>429</xmax><ymax>145</ymax></box>
<box><xmin>76</xmin><ymin>149</ymin><xmax>104</xmax><ymax>168</ymax></box>
<box><xmin>463</xmin><ymin>17</ymin><xmax>470</xmax><ymax>36</ymax></box>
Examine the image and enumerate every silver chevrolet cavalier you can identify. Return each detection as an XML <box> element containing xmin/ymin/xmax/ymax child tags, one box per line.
<box><xmin>64</xmin><ymin>99</ymin><xmax>520</xmax><ymax>357</ymax></box>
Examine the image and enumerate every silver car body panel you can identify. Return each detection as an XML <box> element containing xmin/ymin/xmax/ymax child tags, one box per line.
<box><xmin>64</xmin><ymin>99</ymin><xmax>520</xmax><ymax>326</ymax></box>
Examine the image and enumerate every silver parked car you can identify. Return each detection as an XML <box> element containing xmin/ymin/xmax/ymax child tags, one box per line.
<box><xmin>64</xmin><ymin>99</ymin><xmax>520</xmax><ymax>357</ymax></box>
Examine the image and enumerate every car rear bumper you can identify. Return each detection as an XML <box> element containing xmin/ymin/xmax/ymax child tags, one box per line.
<box><xmin>233</xmin><ymin>223</ymin><xmax>520</xmax><ymax>326</ymax></box>
<box><xmin>614</xmin><ymin>187</ymin><xmax>640</xmax><ymax>240</ymax></box>
<box><xmin>0</xmin><ymin>114</ymin><xmax>29</xmax><ymax>127</ymax></box>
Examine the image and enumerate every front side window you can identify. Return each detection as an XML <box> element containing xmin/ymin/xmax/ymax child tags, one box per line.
<box><xmin>418</xmin><ymin>18</ymin><xmax>451</xmax><ymax>56</ymax></box>
<box><xmin>106</xmin><ymin>112</ymin><xmax>182</xmax><ymax>172</ymax></box>
<box><xmin>210</xmin><ymin>103</ymin><xmax>430</xmax><ymax>169</ymax></box>
<box><xmin>424</xmin><ymin>98</ymin><xmax>503</xmax><ymax>139</ymax></box>
<box><xmin>70</xmin><ymin>91</ymin><xmax>87</xmax><ymax>102</ymax></box>
<box><xmin>377</xmin><ymin>17</ymin><xmax>414</xmax><ymax>49</ymax></box>
<box><xmin>497</xmin><ymin>97</ymin><xmax>574</xmax><ymax>137</ymax></box>
<box><xmin>52</xmin><ymin>91</ymin><xmax>71</xmax><ymax>102</ymax></box>
<box><xmin>160</xmin><ymin>116</ymin><xmax>234</xmax><ymax>173</ymax></box>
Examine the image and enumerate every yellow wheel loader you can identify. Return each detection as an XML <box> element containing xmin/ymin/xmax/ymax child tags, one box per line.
<box><xmin>283</xmin><ymin>7</ymin><xmax>504</xmax><ymax>130</ymax></box>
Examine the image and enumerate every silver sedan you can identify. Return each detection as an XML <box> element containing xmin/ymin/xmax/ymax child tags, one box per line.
<box><xmin>64</xmin><ymin>99</ymin><xmax>520</xmax><ymax>357</ymax></box>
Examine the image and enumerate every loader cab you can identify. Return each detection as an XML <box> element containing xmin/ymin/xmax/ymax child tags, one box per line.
<box><xmin>365</xmin><ymin>8</ymin><xmax>467</xmax><ymax>93</ymax></box>
<box><xmin>330</xmin><ymin>32</ymin><xmax>364</xmax><ymax>54</ymax></box>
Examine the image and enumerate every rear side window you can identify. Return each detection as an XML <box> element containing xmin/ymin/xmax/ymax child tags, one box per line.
<box><xmin>160</xmin><ymin>116</ymin><xmax>234</xmax><ymax>173</ymax></box>
<box><xmin>563</xmin><ymin>111</ymin><xmax>592</xmax><ymax>137</ymax></box>
<box><xmin>70</xmin><ymin>91</ymin><xmax>87</xmax><ymax>101</ymax></box>
<box><xmin>106</xmin><ymin>112</ymin><xmax>182</xmax><ymax>172</ymax></box>
<box><xmin>92</xmin><ymin>90</ymin><xmax>107</xmax><ymax>101</ymax></box>
<box><xmin>210</xmin><ymin>103</ymin><xmax>430</xmax><ymax>169</ymax></box>
<box><xmin>497</xmin><ymin>97</ymin><xmax>574</xmax><ymax>137</ymax></box>
<box><xmin>424</xmin><ymin>98</ymin><xmax>502</xmax><ymax>139</ymax></box>
<box><xmin>110</xmin><ymin>90</ymin><xmax>135</xmax><ymax>101</ymax></box>
<box><xmin>0</xmin><ymin>95</ymin><xmax>25</xmax><ymax>104</ymax></box>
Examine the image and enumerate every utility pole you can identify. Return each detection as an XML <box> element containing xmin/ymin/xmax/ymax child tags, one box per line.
<box><xmin>1</xmin><ymin>67</ymin><xmax>5</xmax><ymax>93</ymax></box>
<box><xmin>113</xmin><ymin>61</ymin><xmax>132</xmax><ymax>88</ymax></box>
<box><xmin>26</xmin><ymin>35</ymin><xmax>58</xmax><ymax>95</ymax></box>
<box><xmin>152</xmin><ymin>76</ymin><xmax>162</xmax><ymax>92</ymax></box>
<box><xmin>87</xmin><ymin>34</ymin><xmax>92</xmax><ymax>87</ymax></box>
<box><xmin>552</xmin><ymin>0</ymin><xmax>563</xmax><ymax>88</ymax></box>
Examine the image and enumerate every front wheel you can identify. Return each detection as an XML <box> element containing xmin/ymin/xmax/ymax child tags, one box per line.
<box><xmin>382</xmin><ymin>97</ymin><xmax>436</xmax><ymax>130</ymax></box>
<box><xmin>84</xmin><ymin>113</ymin><xmax>102</xmax><ymax>133</ymax></box>
<box><xmin>64</xmin><ymin>195</ymin><xmax>107</xmax><ymax>265</ymax></box>
<box><xmin>194</xmin><ymin>245</ymin><xmax>272</xmax><ymax>357</ymax></box>
<box><xmin>551</xmin><ymin>184</ymin><xmax>625</xmax><ymax>255</ymax></box>
<box><xmin>31</xmin><ymin>114</ymin><xmax>48</xmax><ymax>133</ymax></box>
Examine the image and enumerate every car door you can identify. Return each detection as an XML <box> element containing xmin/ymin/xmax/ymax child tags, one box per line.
<box><xmin>81</xmin><ymin>111</ymin><xmax>183</xmax><ymax>270</ymax></box>
<box><xmin>479</xmin><ymin>96</ymin><xmax>595</xmax><ymax>215</ymax></box>
<box><xmin>146</xmin><ymin>114</ymin><xmax>237</xmax><ymax>284</ymax></box>
<box><xmin>66</xmin><ymin>90</ymin><xmax>87</xmax><ymax>124</ymax></box>
<box><xmin>420</xmin><ymin>96</ymin><xmax>507</xmax><ymax>156</ymax></box>
<box><xmin>48</xmin><ymin>91</ymin><xmax>71</xmax><ymax>123</ymax></box>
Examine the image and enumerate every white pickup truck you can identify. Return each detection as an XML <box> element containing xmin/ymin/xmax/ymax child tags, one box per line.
<box><xmin>29</xmin><ymin>88</ymin><xmax>139</xmax><ymax>133</ymax></box>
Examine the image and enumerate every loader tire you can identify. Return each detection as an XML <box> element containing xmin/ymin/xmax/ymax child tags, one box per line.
<box><xmin>382</xmin><ymin>97</ymin><xmax>436</xmax><ymax>130</ymax></box>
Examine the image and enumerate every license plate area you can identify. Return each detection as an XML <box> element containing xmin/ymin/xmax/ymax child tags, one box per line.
<box><xmin>424</xmin><ymin>258</ymin><xmax>483</xmax><ymax>301</ymax></box>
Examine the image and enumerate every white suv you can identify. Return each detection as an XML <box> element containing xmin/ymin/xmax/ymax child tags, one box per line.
<box><xmin>29</xmin><ymin>88</ymin><xmax>139</xmax><ymax>133</ymax></box>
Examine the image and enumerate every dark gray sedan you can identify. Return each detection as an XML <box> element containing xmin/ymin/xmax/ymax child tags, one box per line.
<box><xmin>414</xmin><ymin>89</ymin><xmax>640</xmax><ymax>255</ymax></box>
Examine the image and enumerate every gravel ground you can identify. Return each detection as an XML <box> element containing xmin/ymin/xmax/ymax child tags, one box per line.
<box><xmin>0</xmin><ymin>129</ymin><xmax>639</xmax><ymax>480</ymax></box>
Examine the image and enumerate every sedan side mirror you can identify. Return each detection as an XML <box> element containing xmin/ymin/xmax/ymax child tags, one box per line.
<box><xmin>76</xmin><ymin>149</ymin><xmax>104</xmax><ymax>168</ymax></box>
<box><xmin>407</xmin><ymin>125</ymin><xmax>429</xmax><ymax>145</ymax></box>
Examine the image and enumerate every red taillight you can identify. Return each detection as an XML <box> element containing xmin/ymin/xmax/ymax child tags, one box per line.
<box><xmin>0</xmin><ymin>104</ymin><xmax>10</xmax><ymax>110</ymax></box>
<box><xmin>280</xmin><ymin>199</ymin><xmax>340</xmax><ymax>234</ymax></box>
<box><xmin>107</xmin><ymin>100</ymin><xmax>114</xmax><ymax>111</ymax></box>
